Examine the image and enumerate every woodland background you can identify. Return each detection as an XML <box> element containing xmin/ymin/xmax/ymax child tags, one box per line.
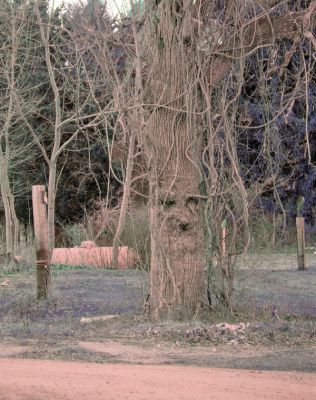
<box><xmin>1</xmin><ymin>0</ymin><xmax>316</xmax><ymax>318</ymax></box>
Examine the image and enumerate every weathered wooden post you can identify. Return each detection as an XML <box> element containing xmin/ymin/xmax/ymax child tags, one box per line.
<box><xmin>296</xmin><ymin>196</ymin><xmax>306</xmax><ymax>271</ymax></box>
<box><xmin>32</xmin><ymin>185</ymin><xmax>51</xmax><ymax>299</ymax></box>
<box><xmin>296</xmin><ymin>217</ymin><xmax>306</xmax><ymax>271</ymax></box>
<box><xmin>220</xmin><ymin>219</ymin><xmax>227</xmax><ymax>261</ymax></box>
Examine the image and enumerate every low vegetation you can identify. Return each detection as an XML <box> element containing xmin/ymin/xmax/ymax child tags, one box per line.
<box><xmin>0</xmin><ymin>244</ymin><xmax>315</xmax><ymax>371</ymax></box>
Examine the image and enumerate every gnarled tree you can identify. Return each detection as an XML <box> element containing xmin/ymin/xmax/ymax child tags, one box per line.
<box><xmin>61</xmin><ymin>0</ymin><xmax>316</xmax><ymax>319</ymax></box>
<box><xmin>138</xmin><ymin>0</ymin><xmax>316</xmax><ymax>318</ymax></box>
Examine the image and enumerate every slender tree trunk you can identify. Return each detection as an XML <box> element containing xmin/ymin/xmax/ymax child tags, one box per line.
<box><xmin>0</xmin><ymin>13</ymin><xmax>20</xmax><ymax>258</ymax></box>
<box><xmin>47</xmin><ymin>164</ymin><xmax>57</xmax><ymax>252</ymax></box>
<box><xmin>0</xmin><ymin>152</ymin><xmax>19</xmax><ymax>258</ymax></box>
<box><xmin>35</xmin><ymin>4</ymin><xmax>62</xmax><ymax>252</ymax></box>
<box><xmin>112</xmin><ymin>131</ymin><xmax>135</xmax><ymax>268</ymax></box>
<box><xmin>0</xmin><ymin>178</ymin><xmax>13</xmax><ymax>258</ymax></box>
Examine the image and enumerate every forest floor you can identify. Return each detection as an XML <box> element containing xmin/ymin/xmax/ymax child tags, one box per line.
<box><xmin>0</xmin><ymin>251</ymin><xmax>315</xmax><ymax>374</ymax></box>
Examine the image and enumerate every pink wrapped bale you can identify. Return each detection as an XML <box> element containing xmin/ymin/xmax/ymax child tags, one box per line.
<box><xmin>51</xmin><ymin>246</ymin><xmax>137</xmax><ymax>269</ymax></box>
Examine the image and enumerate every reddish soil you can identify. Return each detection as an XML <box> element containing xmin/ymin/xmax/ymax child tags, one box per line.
<box><xmin>0</xmin><ymin>359</ymin><xmax>315</xmax><ymax>400</ymax></box>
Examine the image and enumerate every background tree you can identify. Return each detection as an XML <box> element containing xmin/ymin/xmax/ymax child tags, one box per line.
<box><xmin>0</xmin><ymin>0</ymin><xmax>41</xmax><ymax>258</ymax></box>
<box><xmin>20</xmin><ymin>0</ymin><xmax>106</xmax><ymax>251</ymax></box>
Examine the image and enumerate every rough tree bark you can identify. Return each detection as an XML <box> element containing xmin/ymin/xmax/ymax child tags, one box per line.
<box><xmin>144</xmin><ymin>1</ymin><xmax>205</xmax><ymax>318</ymax></box>
<box><xmin>148</xmin><ymin>110</ymin><xmax>205</xmax><ymax>318</ymax></box>
<box><xmin>142</xmin><ymin>0</ymin><xmax>316</xmax><ymax>319</ymax></box>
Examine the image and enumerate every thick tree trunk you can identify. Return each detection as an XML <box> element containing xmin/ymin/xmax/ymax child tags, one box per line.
<box><xmin>147</xmin><ymin>110</ymin><xmax>205</xmax><ymax>319</ymax></box>
<box><xmin>148</xmin><ymin>110</ymin><xmax>205</xmax><ymax>320</ymax></box>
<box><xmin>144</xmin><ymin>2</ymin><xmax>206</xmax><ymax>319</ymax></box>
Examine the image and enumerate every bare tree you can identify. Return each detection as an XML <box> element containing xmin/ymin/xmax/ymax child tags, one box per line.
<box><xmin>0</xmin><ymin>1</ymin><xmax>37</xmax><ymax>258</ymax></box>
<box><xmin>64</xmin><ymin>1</ymin><xmax>146</xmax><ymax>268</ymax></box>
<box><xmin>17</xmin><ymin>0</ymin><xmax>106</xmax><ymax>252</ymax></box>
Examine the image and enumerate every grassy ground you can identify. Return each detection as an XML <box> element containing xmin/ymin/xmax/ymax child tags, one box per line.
<box><xmin>236</xmin><ymin>252</ymin><xmax>316</xmax><ymax>317</ymax></box>
<box><xmin>0</xmin><ymin>253</ymin><xmax>315</xmax><ymax>372</ymax></box>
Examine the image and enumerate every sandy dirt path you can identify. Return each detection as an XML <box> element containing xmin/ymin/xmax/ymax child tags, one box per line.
<box><xmin>0</xmin><ymin>359</ymin><xmax>315</xmax><ymax>400</ymax></box>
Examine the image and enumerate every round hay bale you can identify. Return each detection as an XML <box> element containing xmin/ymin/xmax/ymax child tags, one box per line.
<box><xmin>80</xmin><ymin>241</ymin><xmax>97</xmax><ymax>249</ymax></box>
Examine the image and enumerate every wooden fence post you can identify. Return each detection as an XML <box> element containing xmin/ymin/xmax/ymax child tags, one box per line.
<box><xmin>32</xmin><ymin>185</ymin><xmax>51</xmax><ymax>299</ymax></box>
<box><xmin>296</xmin><ymin>216</ymin><xmax>306</xmax><ymax>271</ymax></box>
<box><xmin>220</xmin><ymin>219</ymin><xmax>227</xmax><ymax>261</ymax></box>
<box><xmin>220</xmin><ymin>226</ymin><xmax>226</xmax><ymax>260</ymax></box>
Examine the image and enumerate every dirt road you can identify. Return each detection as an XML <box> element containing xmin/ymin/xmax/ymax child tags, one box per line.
<box><xmin>0</xmin><ymin>359</ymin><xmax>315</xmax><ymax>400</ymax></box>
